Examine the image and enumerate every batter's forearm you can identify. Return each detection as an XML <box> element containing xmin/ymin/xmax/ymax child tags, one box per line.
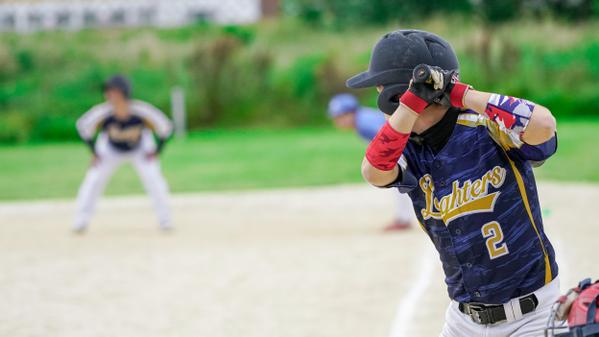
<box><xmin>463</xmin><ymin>89</ymin><xmax>556</xmax><ymax>145</ymax></box>
<box><xmin>388</xmin><ymin>103</ymin><xmax>420</xmax><ymax>133</ymax></box>
<box><xmin>361</xmin><ymin>104</ymin><xmax>419</xmax><ymax>187</ymax></box>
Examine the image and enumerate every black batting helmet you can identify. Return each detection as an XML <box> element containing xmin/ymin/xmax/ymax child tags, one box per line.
<box><xmin>102</xmin><ymin>74</ymin><xmax>132</xmax><ymax>99</ymax></box>
<box><xmin>346</xmin><ymin>30</ymin><xmax>459</xmax><ymax>114</ymax></box>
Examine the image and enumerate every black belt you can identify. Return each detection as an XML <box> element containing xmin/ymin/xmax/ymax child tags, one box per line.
<box><xmin>459</xmin><ymin>294</ymin><xmax>539</xmax><ymax>325</ymax></box>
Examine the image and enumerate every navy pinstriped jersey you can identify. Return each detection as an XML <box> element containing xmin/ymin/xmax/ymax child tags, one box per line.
<box><xmin>394</xmin><ymin>110</ymin><xmax>558</xmax><ymax>304</ymax></box>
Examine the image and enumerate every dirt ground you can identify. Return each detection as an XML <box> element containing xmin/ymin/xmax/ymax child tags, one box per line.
<box><xmin>0</xmin><ymin>182</ymin><xmax>597</xmax><ymax>337</ymax></box>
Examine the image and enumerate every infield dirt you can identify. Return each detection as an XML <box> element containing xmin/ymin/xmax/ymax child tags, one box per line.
<box><xmin>0</xmin><ymin>182</ymin><xmax>596</xmax><ymax>337</ymax></box>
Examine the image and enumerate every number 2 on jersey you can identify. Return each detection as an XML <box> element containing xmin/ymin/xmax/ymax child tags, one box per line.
<box><xmin>481</xmin><ymin>221</ymin><xmax>509</xmax><ymax>259</ymax></box>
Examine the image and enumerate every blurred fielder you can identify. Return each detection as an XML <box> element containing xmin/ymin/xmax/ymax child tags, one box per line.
<box><xmin>73</xmin><ymin>75</ymin><xmax>174</xmax><ymax>233</ymax></box>
<box><xmin>327</xmin><ymin>93</ymin><xmax>416</xmax><ymax>231</ymax></box>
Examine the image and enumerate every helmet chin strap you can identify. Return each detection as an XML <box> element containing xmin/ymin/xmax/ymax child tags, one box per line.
<box><xmin>377</xmin><ymin>83</ymin><xmax>409</xmax><ymax>115</ymax></box>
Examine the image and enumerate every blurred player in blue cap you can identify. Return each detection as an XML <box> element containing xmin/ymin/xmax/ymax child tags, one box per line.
<box><xmin>328</xmin><ymin>93</ymin><xmax>416</xmax><ymax>231</ymax></box>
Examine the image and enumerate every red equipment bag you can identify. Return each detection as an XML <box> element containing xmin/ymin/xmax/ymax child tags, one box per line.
<box><xmin>546</xmin><ymin>278</ymin><xmax>599</xmax><ymax>337</ymax></box>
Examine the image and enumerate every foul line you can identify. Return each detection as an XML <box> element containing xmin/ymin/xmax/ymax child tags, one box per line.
<box><xmin>388</xmin><ymin>247</ymin><xmax>436</xmax><ymax>337</ymax></box>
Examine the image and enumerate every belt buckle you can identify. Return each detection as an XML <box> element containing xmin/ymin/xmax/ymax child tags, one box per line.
<box><xmin>519</xmin><ymin>296</ymin><xmax>537</xmax><ymax>314</ymax></box>
<box><xmin>469</xmin><ymin>305</ymin><xmax>489</xmax><ymax>324</ymax></box>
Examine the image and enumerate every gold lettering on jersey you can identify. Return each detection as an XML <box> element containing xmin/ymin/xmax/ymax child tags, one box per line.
<box><xmin>420</xmin><ymin>166</ymin><xmax>507</xmax><ymax>225</ymax></box>
<box><xmin>107</xmin><ymin>125</ymin><xmax>142</xmax><ymax>143</ymax></box>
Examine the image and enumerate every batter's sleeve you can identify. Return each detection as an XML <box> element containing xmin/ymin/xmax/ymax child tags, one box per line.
<box><xmin>457</xmin><ymin>112</ymin><xmax>557</xmax><ymax>166</ymax></box>
<box><xmin>130</xmin><ymin>100</ymin><xmax>174</xmax><ymax>139</ymax></box>
<box><xmin>484</xmin><ymin>116</ymin><xmax>557</xmax><ymax>165</ymax></box>
<box><xmin>383</xmin><ymin>155</ymin><xmax>419</xmax><ymax>193</ymax></box>
<box><xmin>76</xmin><ymin>103</ymin><xmax>111</xmax><ymax>140</ymax></box>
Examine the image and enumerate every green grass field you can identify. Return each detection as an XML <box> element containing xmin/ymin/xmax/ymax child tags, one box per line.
<box><xmin>0</xmin><ymin>120</ymin><xmax>597</xmax><ymax>201</ymax></box>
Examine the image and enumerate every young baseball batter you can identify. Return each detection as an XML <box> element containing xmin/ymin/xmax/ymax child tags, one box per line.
<box><xmin>327</xmin><ymin>93</ymin><xmax>416</xmax><ymax>231</ymax></box>
<box><xmin>73</xmin><ymin>75</ymin><xmax>174</xmax><ymax>233</ymax></box>
<box><xmin>347</xmin><ymin>30</ymin><xmax>559</xmax><ymax>336</ymax></box>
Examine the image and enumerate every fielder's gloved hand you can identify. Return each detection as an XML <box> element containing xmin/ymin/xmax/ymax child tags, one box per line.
<box><xmin>85</xmin><ymin>139</ymin><xmax>97</xmax><ymax>155</ymax></box>
<box><xmin>90</xmin><ymin>154</ymin><xmax>100</xmax><ymax>167</ymax></box>
<box><xmin>155</xmin><ymin>138</ymin><xmax>166</xmax><ymax>154</ymax></box>
<box><xmin>145</xmin><ymin>152</ymin><xmax>158</xmax><ymax>161</ymax></box>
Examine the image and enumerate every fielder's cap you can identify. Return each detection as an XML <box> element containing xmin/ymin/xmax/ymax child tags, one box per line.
<box><xmin>103</xmin><ymin>74</ymin><xmax>132</xmax><ymax>98</ymax></box>
<box><xmin>328</xmin><ymin>93</ymin><xmax>360</xmax><ymax>118</ymax></box>
<box><xmin>346</xmin><ymin>30</ymin><xmax>459</xmax><ymax>89</ymax></box>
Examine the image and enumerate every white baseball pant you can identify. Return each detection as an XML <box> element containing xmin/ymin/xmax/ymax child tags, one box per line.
<box><xmin>395</xmin><ymin>191</ymin><xmax>416</xmax><ymax>224</ymax></box>
<box><xmin>73</xmin><ymin>131</ymin><xmax>172</xmax><ymax>230</ymax></box>
<box><xmin>440</xmin><ymin>277</ymin><xmax>560</xmax><ymax>337</ymax></box>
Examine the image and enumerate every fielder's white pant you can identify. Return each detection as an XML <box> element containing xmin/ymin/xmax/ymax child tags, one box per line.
<box><xmin>73</xmin><ymin>131</ymin><xmax>172</xmax><ymax>230</ymax></box>
<box><xmin>440</xmin><ymin>277</ymin><xmax>560</xmax><ymax>337</ymax></box>
<box><xmin>395</xmin><ymin>192</ymin><xmax>416</xmax><ymax>224</ymax></box>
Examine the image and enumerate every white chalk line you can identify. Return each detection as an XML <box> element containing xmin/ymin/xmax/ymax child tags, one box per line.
<box><xmin>388</xmin><ymin>246</ymin><xmax>437</xmax><ymax>337</ymax></box>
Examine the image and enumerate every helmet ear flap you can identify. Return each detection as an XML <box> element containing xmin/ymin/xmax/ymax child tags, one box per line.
<box><xmin>377</xmin><ymin>83</ymin><xmax>408</xmax><ymax>115</ymax></box>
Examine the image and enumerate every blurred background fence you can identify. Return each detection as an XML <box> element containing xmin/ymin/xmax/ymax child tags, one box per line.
<box><xmin>0</xmin><ymin>0</ymin><xmax>598</xmax><ymax>143</ymax></box>
<box><xmin>0</xmin><ymin>0</ymin><xmax>263</xmax><ymax>32</ymax></box>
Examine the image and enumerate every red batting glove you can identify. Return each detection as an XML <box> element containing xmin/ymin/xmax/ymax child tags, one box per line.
<box><xmin>447</xmin><ymin>81</ymin><xmax>471</xmax><ymax>109</ymax></box>
<box><xmin>399</xmin><ymin>89</ymin><xmax>429</xmax><ymax>114</ymax></box>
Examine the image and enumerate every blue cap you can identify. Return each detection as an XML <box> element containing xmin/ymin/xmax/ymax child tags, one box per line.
<box><xmin>328</xmin><ymin>94</ymin><xmax>359</xmax><ymax>118</ymax></box>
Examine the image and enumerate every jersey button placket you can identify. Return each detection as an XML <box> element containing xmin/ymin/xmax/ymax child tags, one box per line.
<box><xmin>432</xmin><ymin>161</ymin><xmax>446</xmax><ymax>188</ymax></box>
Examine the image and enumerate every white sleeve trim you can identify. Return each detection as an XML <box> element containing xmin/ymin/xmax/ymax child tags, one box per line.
<box><xmin>130</xmin><ymin>100</ymin><xmax>174</xmax><ymax>138</ymax></box>
<box><xmin>76</xmin><ymin>103</ymin><xmax>111</xmax><ymax>140</ymax></box>
<box><xmin>398</xmin><ymin>154</ymin><xmax>408</xmax><ymax>171</ymax></box>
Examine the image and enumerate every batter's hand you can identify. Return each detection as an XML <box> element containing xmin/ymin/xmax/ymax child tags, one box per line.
<box><xmin>398</xmin><ymin>65</ymin><xmax>449</xmax><ymax>113</ymax></box>
<box><xmin>411</xmin><ymin>64</ymin><xmax>457</xmax><ymax>107</ymax></box>
<box><xmin>413</xmin><ymin>64</ymin><xmax>471</xmax><ymax>108</ymax></box>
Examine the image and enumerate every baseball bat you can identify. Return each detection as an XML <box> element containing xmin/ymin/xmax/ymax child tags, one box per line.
<box><xmin>413</xmin><ymin>64</ymin><xmax>432</xmax><ymax>84</ymax></box>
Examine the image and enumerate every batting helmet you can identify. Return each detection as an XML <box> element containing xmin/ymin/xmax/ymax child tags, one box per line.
<box><xmin>102</xmin><ymin>74</ymin><xmax>132</xmax><ymax>99</ymax></box>
<box><xmin>328</xmin><ymin>93</ymin><xmax>360</xmax><ymax>118</ymax></box>
<box><xmin>346</xmin><ymin>30</ymin><xmax>459</xmax><ymax>115</ymax></box>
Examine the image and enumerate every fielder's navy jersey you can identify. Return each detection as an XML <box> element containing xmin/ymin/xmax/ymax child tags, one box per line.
<box><xmin>76</xmin><ymin>100</ymin><xmax>173</xmax><ymax>152</ymax></box>
<box><xmin>393</xmin><ymin>111</ymin><xmax>558</xmax><ymax>304</ymax></box>
<box><xmin>101</xmin><ymin>115</ymin><xmax>145</xmax><ymax>152</ymax></box>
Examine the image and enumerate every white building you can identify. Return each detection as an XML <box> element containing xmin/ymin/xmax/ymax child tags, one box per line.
<box><xmin>0</xmin><ymin>0</ymin><xmax>263</xmax><ymax>32</ymax></box>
